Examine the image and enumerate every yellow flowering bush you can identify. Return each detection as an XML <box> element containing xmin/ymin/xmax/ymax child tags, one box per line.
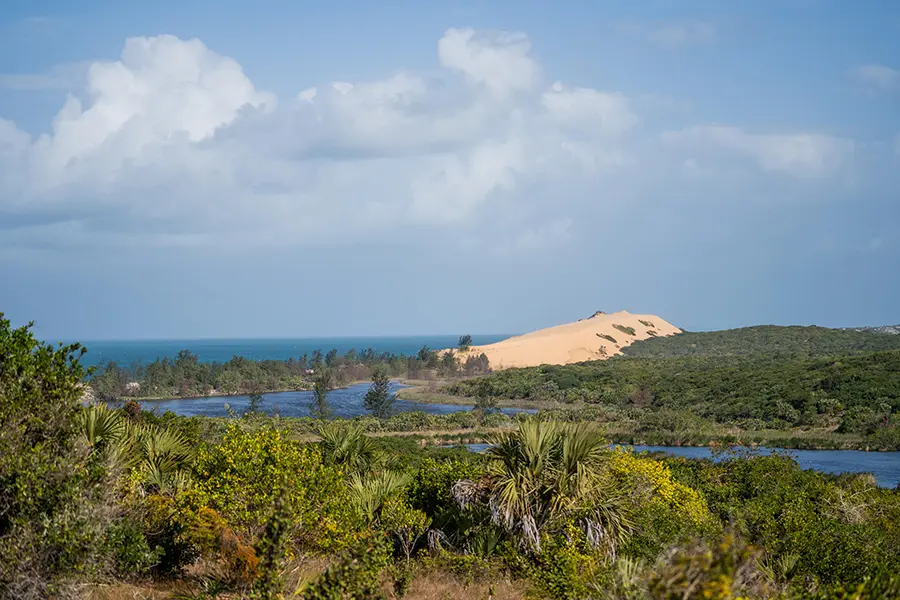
<box><xmin>608</xmin><ymin>448</ymin><xmax>715</xmax><ymax>558</ymax></box>
<box><xmin>609</xmin><ymin>448</ymin><xmax>711</xmax><ymax>526</ymax></box>
<box><xmin>191</xmin><ymin>424</ymin><xmax>359</xmax><ymax>552</ymax></box>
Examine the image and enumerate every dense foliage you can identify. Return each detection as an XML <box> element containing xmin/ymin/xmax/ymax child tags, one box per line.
<box><xmin>622</xmin><ymin>325</ymin><xmax>900</xmax><ymax>358</ymax></box>
<box><xmin>0</xmin><ymin>315</ymin><xmax>98</xmax><ymax>597</ymax></box>
<box><xmin>446</xmin><ymin>326</ymin><xmax>900</xmax><ymax>448</ymax></box>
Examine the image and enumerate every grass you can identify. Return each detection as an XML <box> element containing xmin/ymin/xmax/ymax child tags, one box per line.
<box><xmin>85</xmin><ymin>569</ymin><xmax>530</xmax><ymax>600</ymax></box>
<box><xmin>596</xmin><ymin>333</ymin><xmax>617</xmax><ymax>344</ymax></box>
<box><xmin>639</xmin><ymin>319</ymin><xmax>655</xmax><ymax>328</ymax></box>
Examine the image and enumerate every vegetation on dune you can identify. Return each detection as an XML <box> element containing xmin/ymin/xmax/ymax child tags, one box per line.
<box><xmin>613</xmin><ymin>324</ymin><xmax>637</xmax><ymax>336</ymax></box>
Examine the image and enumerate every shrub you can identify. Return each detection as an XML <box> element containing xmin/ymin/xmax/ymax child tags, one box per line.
<box><xmin>647</xmin><ymin>535</ymin><xmax>770</xmax><ymax>600</ymax></box>
<box><xmin>0</xmin><ymin>315</ymin><xmax>109</xmax><ymax>597</ymax></box>
<box><xmin>298</xmin><ymin>537</ymin><xmax>391</xmax><ymax>599</ymax></box>
<box><xmin>614</xmin><ymin>324</ymin><xmax>637</xmax><ymax>336</ymax></box>
<box><xmin>192</xmin><ymin>425</ymin><xmax>357</xmax><ymax>551</ymax></box>
<box><xmin>608</xmin><ymin>449</ymin><xmax>714</xmax><ymax>558</ymax></box>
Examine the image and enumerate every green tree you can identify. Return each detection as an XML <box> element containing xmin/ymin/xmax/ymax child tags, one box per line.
<box><xmin>458</xmin><ymin>334</ymin><xmax>473</xmax><ymax>351</ymax></box>
<box><xmin>363</xmin><ymin>368</ymin><xmax>395</xmax><ymax>419</ymax></box>
<box><xmin>0</xmin><ymin>314</ymin><xmax>99</xmax><ymax>595</ymax></box>
<box><xmin>245</xmin><ymin>392</ymin><xmax>265</xmax><ymax>416</ymax></box>
<box><xmin>311</xmin><ymin>369</ymin><xmax>334</xmax><ymax>420</ymax></box>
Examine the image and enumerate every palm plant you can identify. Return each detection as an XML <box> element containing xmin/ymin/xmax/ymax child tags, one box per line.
<box><xmin>81</xmin><ymin>402</ymin><xmax>127</xmax><ymax>448</ymax></box>
<box><xmin>453</xmin><ymin>419</ymin><xmax>632</xmax><ymax>556</ymax></box>
<box><xmin>317</xmin><ymin>422</ymin><xmax>383</xmax><ymax>475</ymax></box>
<box><xmin>80</xmin><ymin>403</ymin><xmax>193</xmax><ymax>492</ymax></box>
<box><xmin>348</xmin><ymin>469</ymin><xmax>411</xmax><ymax>523</ymax></box>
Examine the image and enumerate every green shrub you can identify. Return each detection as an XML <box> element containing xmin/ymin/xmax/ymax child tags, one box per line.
<box><xmin>298</xmin><ymin>537</ymin><xmax>391</xmax><ymax>599</ymax></box>
<box><xmin>192</xmin><ymin>424</ymin><xmax>357</xmax><ymax>551</ymax></box>
<box><xmin>102</xmin><ymin>519</ymin><xmax>163</xmax><ymax>577</ymax></box>
<box><xmin>613</xmin><ymin>324</ymin><xmax>637</xmax><ymax>336</ymax></box>
<box><xmin>0</xmin><ymin>315</ymin><xmax>109</xmax><ymax>596</ymax></box>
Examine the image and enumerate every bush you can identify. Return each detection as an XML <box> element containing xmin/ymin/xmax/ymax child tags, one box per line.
<box><xmin>614</xmin><ymin>324</ymin><xmax>637</xmax><ymax>336</ymax></box>
<box><xmin>191</xmin><ymin>424</ymin><xmax>358</xmax><ymax>551</ymax></box>
<box><xmin>0</xmin><ymin>315</ymin><xmax>109</xmax><ymax>597</ymax></box>
<box><xmin>298</xmin><ymin>537</ymin><xmax>391</xmax><ymax>599</ymax></box>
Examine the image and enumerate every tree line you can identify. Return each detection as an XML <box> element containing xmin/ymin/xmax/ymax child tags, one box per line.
<box><xmin>90</xmin><ymin>343</ymin><xmax>491</xmax><ymax>400</ymax></box>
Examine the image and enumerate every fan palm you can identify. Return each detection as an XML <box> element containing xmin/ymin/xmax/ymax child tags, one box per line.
<box><xmin>80</xmin><ymin>403</ymin><xmax>193</xmax><ymax>492</ymax></box>
<box><xmin>454</xmin><ymin>419</ymin><xmax>631</xmax><ymax>556</ymax></box>
<box><xmin>348</xmin><ymin>469</ymin><xmax>411</xmax><ymax>523</ymax></box>
<box><xmin>317</xmin><ymin>422</ymin><xmax>383</xmax><ymax>475</ymax></box>
<box><xmin>81</xmin><ymin>402</ymin><xmax>127</xmax><ymax>448</ymax></box>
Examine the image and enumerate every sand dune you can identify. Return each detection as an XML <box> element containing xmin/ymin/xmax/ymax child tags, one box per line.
<box><xmin>449</xmin><ymin>310</ymin><xmax>681</xmax><ymax>369</ymax></box>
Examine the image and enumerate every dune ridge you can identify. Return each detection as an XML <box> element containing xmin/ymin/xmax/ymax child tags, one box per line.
<box><xmin>450</xmin><ymin>310</ymin><xmax>681</xmax><ymax>369</ymax></box>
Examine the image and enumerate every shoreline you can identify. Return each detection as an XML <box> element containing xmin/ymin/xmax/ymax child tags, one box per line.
<box><xmin>98</xmin><ymin>378</ymin><xmax>387</xmax><ymax>403</ymax></box>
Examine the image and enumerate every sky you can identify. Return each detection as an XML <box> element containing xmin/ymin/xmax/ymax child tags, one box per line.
<box><xmin>0</xmin><ymin>0</ymin><xmax>898</xmax><ymax>340</ymax></box>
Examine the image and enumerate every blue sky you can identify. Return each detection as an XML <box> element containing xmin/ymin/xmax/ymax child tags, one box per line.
<box><xmin>1</xmin><ymin>0</ymin><xmax>898</xmax><ymax>340</ymax></box>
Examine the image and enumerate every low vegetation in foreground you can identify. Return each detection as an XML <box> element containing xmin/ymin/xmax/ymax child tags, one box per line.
<box><xmin>3</xmin><ymin>316</ymin><xmax>900</xmax><ymax>600</ymax></box>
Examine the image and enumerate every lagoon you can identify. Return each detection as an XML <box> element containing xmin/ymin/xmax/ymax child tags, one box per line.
<box><xmin>136</xmin><ymin>381</ymin><xmax>536</xmax><ymax>419</ymax></box>
<box><xmin>457</xmin><ymin>443</ymin><xmax>900</xmax><ymax>489</ymax></box>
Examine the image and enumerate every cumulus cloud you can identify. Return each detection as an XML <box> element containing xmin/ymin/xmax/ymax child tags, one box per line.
<box><xmin>437</xmin><ymin>28</ymin><xmax>540</xmax><ymax>98</ymax></box>
<box><xmin>0</xmin><ymin>28</ymin><xmax>863</xmax><ymax>257</ymax></box>
<box><xmin>661</xmin><ymin>126</ymin><xmax>853</xmax><ymax>178</ymax></box>
<box><xmin>853</xmin><ymin>64</ymin><xmax>899</xmax><ymax>90</ymax></box>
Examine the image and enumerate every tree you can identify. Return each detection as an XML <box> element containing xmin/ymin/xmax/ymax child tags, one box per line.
<box><xmin>458</xmin><ymin>334</ymin><xmax>473</xmax><ymax>351</ymax></box>
<box><xmin>439</xmin><ymin>351</ymin><xmax>458</xmax><ymax>377</ymax></box>
<box><xmin>246</xmin><ymin>392</ymin><xmax>265</xmax><ymax>416</ymax></box>
<box><xmin>310</xmin><ymin>369</ymin><xmax>334</xmax><ymax>420</ymax></box>
<box><xmin>0</xmin><ymin>314</ymin><xmax>99</xmax><ymax>595</ymax></box>
<box><xmin>363</xmin><ymin>367</ymin><xmax>395</xmax><ymax>419</ymax></box>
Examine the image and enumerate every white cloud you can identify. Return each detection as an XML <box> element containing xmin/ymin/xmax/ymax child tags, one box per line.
<box><xmin>661</xmin><ymin>126</ymin><xmax>853</xmax><ymax>178</ymax></box>
<box><xmin>853</xmin><ymin>64</ymin><xmax>899</xmax><ymax>90</ymax></box>
<box><xmin>0</xmin><ymin>29</ymin><xmax>862</xmax><ymax>257</ymax></box>
<box><xmin>438</xmin><ymin>28</ymin><xmax>540</xmax><ymax>98</ymax></box>
<box><xmin>541</xmin><ymin>82</ymin><xmax>637</xmax><ymax>137</ymax></box>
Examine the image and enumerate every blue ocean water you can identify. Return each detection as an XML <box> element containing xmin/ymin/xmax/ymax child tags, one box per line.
<box><xmin>77</xmin><ymin>335</ymin><xmax>513</xmax><ymax>368</ymax></box>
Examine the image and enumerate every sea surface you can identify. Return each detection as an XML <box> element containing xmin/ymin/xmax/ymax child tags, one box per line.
<box><xmin>458</xmin><ymin>444</ymin><xmax>900</xmax><ymax>489</ymax></box>
<box><xmin>136</xmin><ymin>382</ymin><xmax>536</xmax><ymax>419</ymax></box>
<box><xmin>78</xmin><ymin>335</ymin><xmax>512</xmax><ymax>368</ymax></box>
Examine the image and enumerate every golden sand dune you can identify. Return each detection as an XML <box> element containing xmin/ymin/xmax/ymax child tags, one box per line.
<box><xmin>449</xmin><ymin>310</ymin><xmax>680</xmax><ymax>369</ymax></box>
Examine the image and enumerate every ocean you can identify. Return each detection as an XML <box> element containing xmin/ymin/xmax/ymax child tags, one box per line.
<box><xmin>76</xmin><ymin>335</ymin><xmax>513</xmax><ymax>368</ymax></box>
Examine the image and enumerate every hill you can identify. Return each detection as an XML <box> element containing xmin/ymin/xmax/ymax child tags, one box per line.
<box><xmin>621</xmin><ymin>324</ymin><xmax>900</xmax><ymax>358</ymax></box>
<box><xmin>448</xmin><ymin>310</ymin><xmax>680</xmax><ymax>368</ymax></box>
